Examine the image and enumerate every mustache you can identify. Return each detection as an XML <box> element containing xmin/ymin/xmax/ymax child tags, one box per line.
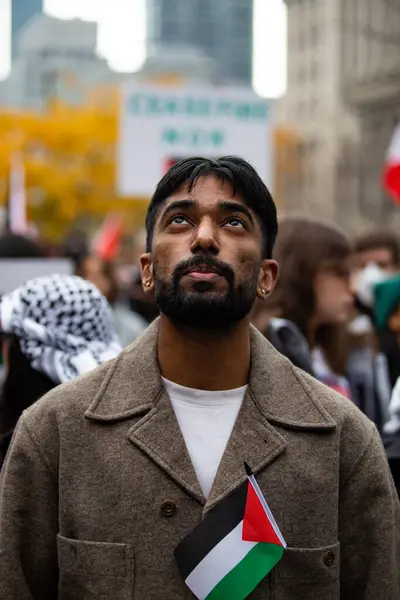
<box><xmin>173</xmin><ymin>254</ymin><xmax>235</xmax><ymax>284</ymax></box>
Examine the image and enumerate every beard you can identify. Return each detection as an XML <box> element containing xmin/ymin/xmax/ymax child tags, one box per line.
<box><xmin>153</xmin><ymin>254</ymin><xmax>259</xmax><ymax>329</ymax></box>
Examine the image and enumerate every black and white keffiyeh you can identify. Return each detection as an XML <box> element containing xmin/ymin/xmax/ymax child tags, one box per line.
<box><xmin>0</xmin><ymin>274</ymin><xmax>122</xmax><ymax>384</ymax></box>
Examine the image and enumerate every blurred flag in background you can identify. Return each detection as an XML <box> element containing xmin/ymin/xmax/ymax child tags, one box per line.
<box><xmin>383</xmin><ymin>123</ymin><xmax>400</xmax><ymax>204</ymax></box>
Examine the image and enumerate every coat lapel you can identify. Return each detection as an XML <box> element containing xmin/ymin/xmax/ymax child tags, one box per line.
<box><xmin>205</xmin><ymin>326</ymin><xmax>337</xmax><ymax>510</ymax></box>
<box><xmin>127</xmin><ymin>389</ymin><xmax>204</xmax><ymax>503</ymax></box>
<box><xmin>85</xmin><ymin>320</ymin><xmax>204</xmax><ymax>503</ymax></box>
<box><xmin>205</xmin><ymin>388</ymin><xmax>287</xmax><ymax>511</ymax></box>
<box><xmin>85</xmin><ymin>320</ymin><xmax>337</xmax><ymax>510</ymax></box>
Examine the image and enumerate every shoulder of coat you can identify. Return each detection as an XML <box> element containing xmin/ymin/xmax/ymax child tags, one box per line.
<box><xmin>22</xmin><ymin>357</ymin><xmax>118</xmax><ymax>428</ymax></box>
<box><xmin>297</xmin><ymin>368</ymin><xmax>376</xmax><ymax>463</ymax></box>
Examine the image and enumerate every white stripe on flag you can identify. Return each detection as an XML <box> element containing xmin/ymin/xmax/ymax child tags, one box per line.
<box><xmin>387</xmin><ymin>123</ymin><xmax>400</xmax><ymax>162</ymax></box>
<box><xmin>185</xmin><ymin>521</ymin><xmax>256</xmax><ymax>600</ymax></box>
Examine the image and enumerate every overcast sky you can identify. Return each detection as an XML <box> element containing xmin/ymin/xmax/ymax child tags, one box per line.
<box><xmin>0</xmin><ymin>0</ymin><xmax>286</xmax><ymax>97</ymax></box>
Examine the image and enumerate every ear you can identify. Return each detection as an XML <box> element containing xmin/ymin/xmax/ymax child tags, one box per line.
<box><xmin>256</xmin><ymin>259</ymin><xmax>279</xmax><ymax>300</ymax></box>
<box><xmin>140</xmin><ymin>252</ymin><xmax>154</xmax><ymax>293</ymax></box>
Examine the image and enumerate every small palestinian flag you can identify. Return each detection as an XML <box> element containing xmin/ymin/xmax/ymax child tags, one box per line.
<box><xmin>174</xmin><ymin>463</ymin><xmax>286</xmax><ymax>600</ymax></box>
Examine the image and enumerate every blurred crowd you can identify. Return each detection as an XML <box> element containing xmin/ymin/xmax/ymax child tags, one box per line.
<box><xmin>0</xmin><ymin>220</ymin><xmax>400</xmax><ymax>491</ymax></box>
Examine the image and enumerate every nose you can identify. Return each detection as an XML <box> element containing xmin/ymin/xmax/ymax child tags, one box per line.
<box><xmin>190</xmin><ymin>217</ymin><xmax>220</xmax><ymax>255</ymax></box>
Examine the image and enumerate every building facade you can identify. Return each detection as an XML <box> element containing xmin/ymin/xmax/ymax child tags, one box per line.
<box><xmin>341</xmin><ymin>0</ymin><xmax>400</xmax><ymax>228</ymax></box>
<box><xmin>278</xmin><ymin>0</ymin><xmax>362</xmax><ymax>229</ymax></box>
<box><xmin>147</xmin><ymin>0</ymin><xmax>254</xmax><ymax>85</ymax></box>
<box><xmin>12</xmin><ymin>0</ymin><xmax>43</xmax><ymax>60</ymax></box>
<box><xmin>1</xmin><ymin>14</ymin><xmax>123</xmax><ymax>111</ymax></box>
<box><xmin>280</xmin><ymin>0</ymin><xmax>400</xmax><ymax>231</ymax></box>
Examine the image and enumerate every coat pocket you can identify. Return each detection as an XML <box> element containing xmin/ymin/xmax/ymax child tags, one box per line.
<box><xmin>57</xmin><ymin>534</ymin><xmax>134</xmax><ymax>600</ymax></box>
<box><xmin>272</xmin><ymin>542</ymin><xmax>340</xmax><ymax>600</ymax></box>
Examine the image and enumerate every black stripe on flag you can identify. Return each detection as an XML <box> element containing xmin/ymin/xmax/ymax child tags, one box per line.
<box><xmin>174</xmin><ymin>480</ymin><xmax>248</xmax><ymax>581</ymax></box>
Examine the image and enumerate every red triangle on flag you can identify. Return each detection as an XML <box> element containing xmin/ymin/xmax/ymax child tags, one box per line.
<box><xmin>382</xmin><ymin>124</ymin><xmax>400</xmax><ymax>204</ymax></box>
<box><xmin>383</xmin><ymin>163</ymin><xmax>400</xmax><ymax>204</ymax></box>
<box><xmin>242</xmin><ymin>481</ymin><xmax>282</xmax><ymax>545</ymax></box>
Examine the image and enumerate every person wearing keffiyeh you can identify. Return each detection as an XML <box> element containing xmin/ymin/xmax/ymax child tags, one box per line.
<box><xmin>0</xmin><ymin>274</ymin><xmax>122</xmax><ymax>466</ymax></box>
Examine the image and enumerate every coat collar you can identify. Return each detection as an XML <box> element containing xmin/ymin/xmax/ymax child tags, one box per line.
<box><xmin>85</xmin><ymin>318</ymin><xmax>336</xmax><ymax>430</ymax></box>
<box><xmin>85</xmin><ymin>319</ymin><xmax>336</xmax><ymax>507</ymax></box>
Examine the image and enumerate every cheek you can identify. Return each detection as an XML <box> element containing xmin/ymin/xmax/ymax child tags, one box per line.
<box><xmin>234</xmin><ymin>247</ymin><xmax>260</xmax><ymax>272</ymax></box>
<box><xmin>153</xmin><ymin>232</ymin><xmax>196</xmax><ymax>274</ymax></box>
<box><xmin>320</xmin><ymin>283</ymin><xmax>351</xmax><ymax>318</ymax></box>
<box><xmin>152</xmin><ymin>245</ymin><xmax>176</xmax><ymax>280</ymax></box>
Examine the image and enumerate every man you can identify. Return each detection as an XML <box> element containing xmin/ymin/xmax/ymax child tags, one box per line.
<box><xmin>0</xmin><ymin>157</ymin><xmax>399</xmax><ymax>599</ymax></box>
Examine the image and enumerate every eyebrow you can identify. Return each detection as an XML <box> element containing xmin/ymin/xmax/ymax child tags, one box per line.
<box><xmin>161</xmin><ymin>198</ymin><xmax>255</xmax><ymax>225</ymax></box>
<box><xmin>161</xmin><ymin>199</ymin><xmax>195</xmax><ymax>219</ymax></box>
<box><xmin>218</xmin><ymin>201</ymin><xmax>254</xmax><ymax>225</ymax></box>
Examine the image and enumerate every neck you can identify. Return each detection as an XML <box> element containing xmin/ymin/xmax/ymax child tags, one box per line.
<box><xmin>157</xmin><ymin>315</ymin><xmax>251</xmax><ymax>391</ymax></box>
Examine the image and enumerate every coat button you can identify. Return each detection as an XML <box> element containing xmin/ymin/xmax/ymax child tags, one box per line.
<box><xmin>323</xmin><ymin>551</ymin><xmax>335</xmax><ymax>567</ymax></box>
<box><xmin>161</xmin><ymin>500</ymin><xmax>177</xmax><ymax>517</ymax></box>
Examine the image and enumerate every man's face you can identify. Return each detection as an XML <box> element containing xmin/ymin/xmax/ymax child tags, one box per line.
<box><xmin>141</xmin><ymin>175</ymin><xmax>278</xmax><ymax>329</ymax></box>
<box><xmin>355</xmin><ymin>247</ymin><xmax>398</xmax><ymax>273</ymax></box>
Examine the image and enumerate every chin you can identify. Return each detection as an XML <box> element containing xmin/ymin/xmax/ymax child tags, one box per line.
<box><xmin>183</xmin><ymin>280</ymin><xmax>228</xmax><ymax>295</ymax></box>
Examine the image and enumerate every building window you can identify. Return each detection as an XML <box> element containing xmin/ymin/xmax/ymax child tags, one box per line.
<box><xmin>310</xmin><ymin>61</ymin><xmax>318</xmax><ymax>81</ymax></box>
<box><xmin>194</xmin><ymin>0</ymin><xmax>212</xmax><ymax>19</ymax></box>
<box><xmin>162</xmin><ymin>19</ymin><xmax>179</xmax><ymax>40</ymax></box>
<box><xmin>233</xmin><ymin>7</ymin><xmax>250</xmax><ymax>23</ymax></box>
<box><xmin>298</xmin><ymin>66</ymin><xmax>306</xmax><ymax>83</ymax></box>
<box><xmin>309</xmin><ymin>96</ymin><xmax>318</xmax><ymax>114</ymax></box>
<box><xmin>298</xmin><ymin>30</ymin><xmax>306</xmax><ymax>51</ymax></box>
<box><xmin>298</xmin><ymin>101</ymin><xmax>305</xmax><ymax>118</ymax></box>
<box><xmin>310</xmin><ymin>24</ymin><xmax>318</xmax><ymax>46</ymax></box>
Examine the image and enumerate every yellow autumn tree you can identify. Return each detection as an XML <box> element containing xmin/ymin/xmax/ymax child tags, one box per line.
<box><xmin>0</xmin><ymin>82</ymin><xmax>303</xmax><ymax>240</ymax></box>
<box><xmin>0</xmin><ymin>87</ymin><xmax>149</xmax><ymax>241</ymax></box>
<box><xmin>273</xmin><ymin>127</ymin><xmax>303</xmax><ymax>211</ymax></box>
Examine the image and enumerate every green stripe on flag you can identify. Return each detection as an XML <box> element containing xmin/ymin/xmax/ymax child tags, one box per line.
<box><xmin>205</xmin><ymin>543</ymin><xmax>284</xmax><ymax>600</ymax></box>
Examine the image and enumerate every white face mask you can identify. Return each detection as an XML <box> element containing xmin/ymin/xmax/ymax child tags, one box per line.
<box><xmin>355</xmin><ymin>262</ymin><xmax>391</xmax><ymax>308</ymax></box>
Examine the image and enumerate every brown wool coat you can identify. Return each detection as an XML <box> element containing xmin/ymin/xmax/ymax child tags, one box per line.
<box><xmin>0</xmin><ymin>321</ymin><xmax>399</xmax><ymax>600</ymax></box>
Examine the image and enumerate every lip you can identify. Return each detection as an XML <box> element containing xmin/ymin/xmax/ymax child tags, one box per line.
<box><xmin>187</xmin><ymin>265</ymin><xmax>218</xmax><ymax>274</ymax></box>
<box><xmin>186</xmin><ymin>265</ymin><xmax>222</xmax><ymax>280</ymax></box>
<box><xmin>188</xmin><ymin>272</ymin><xmax>221</xmax><ymax>280</ymax></box>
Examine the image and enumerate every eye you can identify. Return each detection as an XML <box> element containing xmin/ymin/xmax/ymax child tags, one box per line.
<box><xmin>224</xmin><ymin>217</ymin><xmax>245</xmax><ymax>228</ymax></box>
<box><xmin>170</xmin><ymin>215</ymin><xmax>189</xmax><ymax>225</ymax></box>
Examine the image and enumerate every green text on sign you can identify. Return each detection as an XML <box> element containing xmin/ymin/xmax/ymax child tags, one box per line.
<box><xmin>162</xmin><ymin>128</ymin><xmax>225</xmax><ymax>148</ymax></box>
<box><xmin>128</xmin><ymin>94</ymin><xmax>268</xmax><ymax>121</ymax></box>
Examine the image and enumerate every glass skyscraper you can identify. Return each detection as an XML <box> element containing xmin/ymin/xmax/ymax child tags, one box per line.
<box><xmin>12</xmin><ymin>0</ymin><xmax>44</xmax><ymax>59</ymax></box>
<box><xmin>147</xmin><ymin>0</ymin><xmax>254</xmax><ymax>85</ymax></box>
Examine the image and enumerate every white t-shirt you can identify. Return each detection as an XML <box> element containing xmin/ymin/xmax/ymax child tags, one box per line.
<box><xmin>162</xmin><ymin>377</ymin><xmax>247</xmax><ymax>498</ymax></box>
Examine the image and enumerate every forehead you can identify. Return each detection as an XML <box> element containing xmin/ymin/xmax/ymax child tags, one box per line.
<box><xmin>356</xmin><ymin>247</ymin><xmax>394</xmax><ymax>265</ymax></box>
<box><xmin>162</xmin><ymin>174</ymin><xmax>245</xmax><ymax>210</ymax></box>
